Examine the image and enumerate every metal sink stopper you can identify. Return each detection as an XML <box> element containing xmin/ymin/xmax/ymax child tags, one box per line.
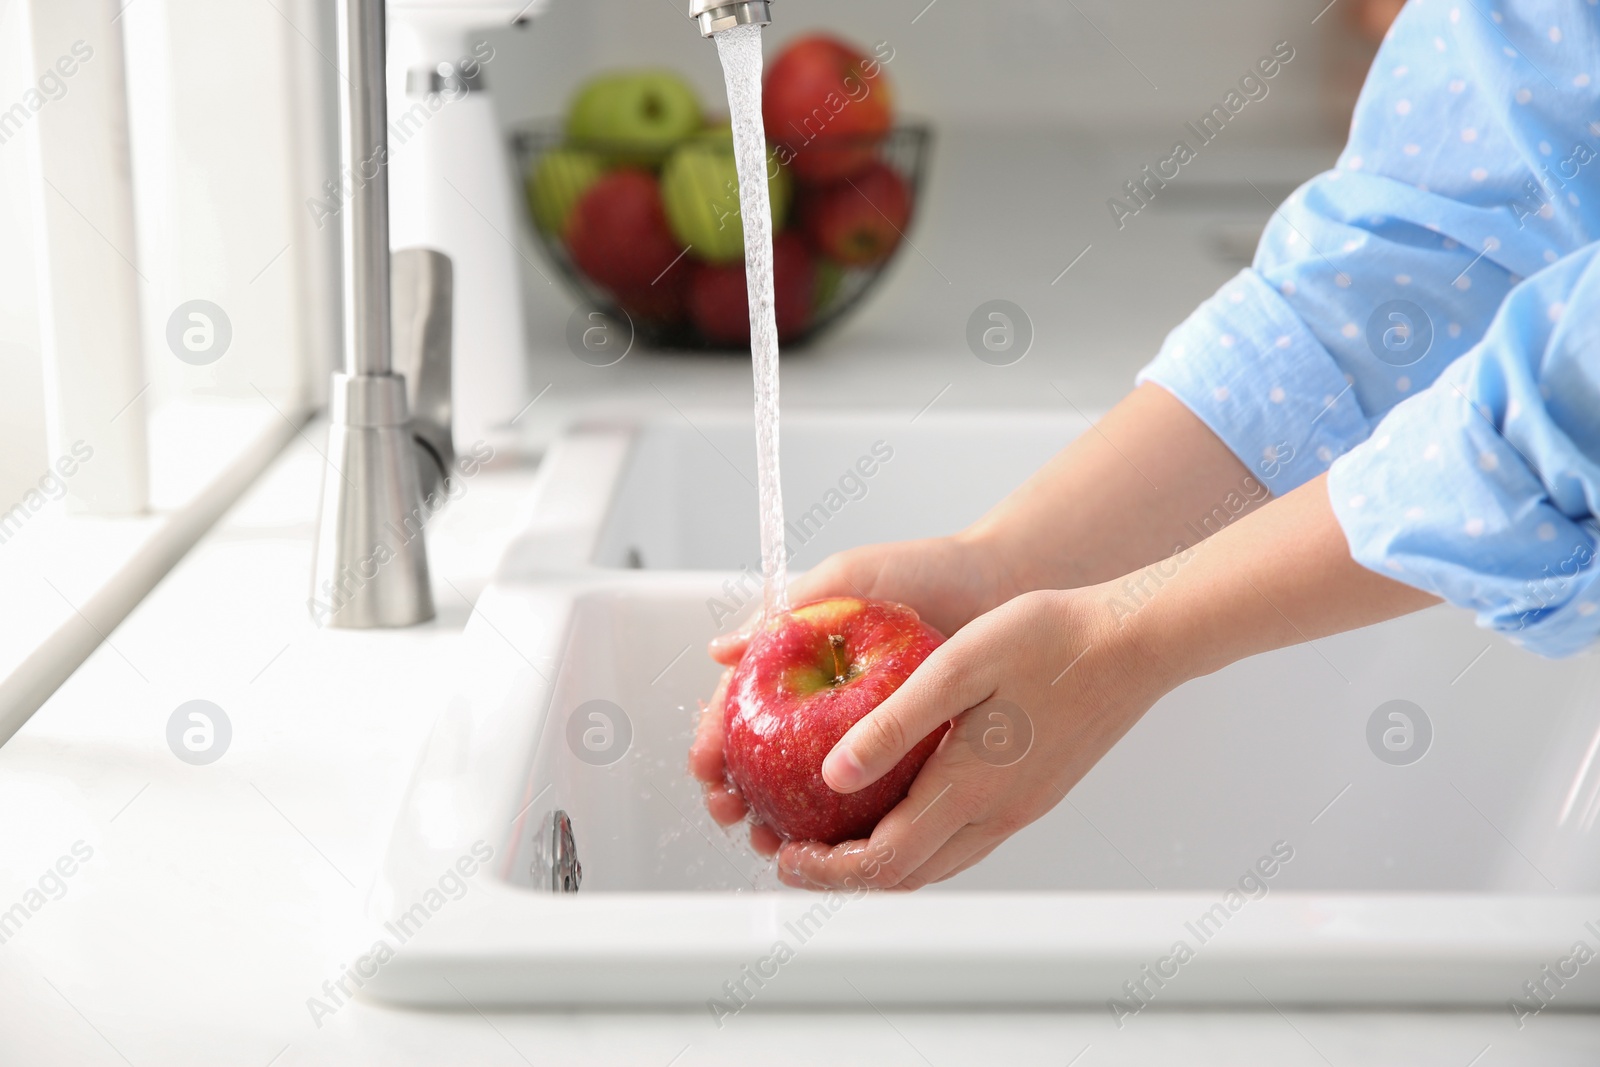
<box><xmin>531</xmin><ymin>809</ymin><xmax>582</xmax><ymax>893</ymax></box>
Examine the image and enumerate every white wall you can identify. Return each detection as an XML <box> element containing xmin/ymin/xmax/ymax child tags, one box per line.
<box><xmin>484</xmin><ymin>0</ymin><xmax>1351</xmax><ymax>142</ymax></box>
<box><xmin>0</xmin><ymin>0</ymin><xmax>50</xmax><ymax>505</ymax></box>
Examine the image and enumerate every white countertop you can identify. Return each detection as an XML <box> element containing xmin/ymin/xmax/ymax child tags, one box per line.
<box><xmin>2</xmin><ymin>426</ymin><xmax>1597</xmax><ymax>1065</ymax></box>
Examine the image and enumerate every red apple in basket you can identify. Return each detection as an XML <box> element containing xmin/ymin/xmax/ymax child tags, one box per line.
<box><xmin>565</xmin><ymin>170</ymin><xmax>684</xmax><ymax>293</ymax></box>
<box><xmin>688</xmin><ymin>231</ymin><xmax>816</xmax><ymax>345</ymax></box>
<box><xmin>803</xmin><ymin>161</ymin><xmax>910</xmax><ymax>267</ymax></box>
<box><xmin>612</xmin><ymin>264</ymin><xmax>691</xmax><ymax>325</ymax></box>
<box><xmin>722</xmin><ymin>597</ymin><xmax>947</xmax><ymax>845</ymax></box>
<box><xmin>764</xmin><ymin>35</ymin><xmax>894</xmax><ymax>183</ymax></box>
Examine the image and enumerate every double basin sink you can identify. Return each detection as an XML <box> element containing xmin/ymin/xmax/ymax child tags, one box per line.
<box><xmin>368</xmin><ymin>409</ymin><xmax>1600</xmax><ymax>1008</ymax></box>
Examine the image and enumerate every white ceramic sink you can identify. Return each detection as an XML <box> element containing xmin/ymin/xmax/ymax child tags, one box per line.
<box><xmin>494</xmin><ymin>410</ymin><xmax>1084</xmax><ymax>575</ymax></box>
<box><xmin>367</xmin><ymin>413</ymin><xmax>1600</xmax><ymax>1009</ymax></box>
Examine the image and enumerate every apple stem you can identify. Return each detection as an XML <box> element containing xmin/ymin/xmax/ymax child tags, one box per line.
<box><xmin>829</xmin><ymin>633</ymin><xmax>847</xmax><ymax>685</ymax></box>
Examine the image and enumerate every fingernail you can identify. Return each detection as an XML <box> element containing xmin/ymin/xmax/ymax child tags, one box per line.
<box><xmin>822</xmin><ymin>745</ymin><xmax>866</xmax><ymax>792</ymax></box>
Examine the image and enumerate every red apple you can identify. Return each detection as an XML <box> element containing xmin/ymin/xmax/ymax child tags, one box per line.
<box><xmin>565</xmin><ymin>170</ymin><xmax>684</xmax><ymax>293</ymax></box>
<box><xmin>722</xmin><ymin>596</ymin><xmax>947</xmax><ymax>845</ymax></box>
<box><xmin>688</xmin><ymin>231</ymin><xmax>815</xmax><ymax>345</ymax></box>
<box><xmin>611</xmin><ymin>262</ymin><xmax>691</xmax><ymax>325</ymax></box>
<box><xmin>686</xmin><ymin>261</ymin><xmax>746</xmax><ymax>344</ymax></box>
<box><xmin>612</xmin><ymin>286</ymin><xmax>685</xmax><ymax>325</ymax></box>
<box><xmin>803</xmin><ymin>162</ymin><xmax>910</xmax><ymax>266</ymax></box>
<box><xmin>764</xmin><ymin>35</ymin><xmax>894</xmax><ymax>183</ymax></box>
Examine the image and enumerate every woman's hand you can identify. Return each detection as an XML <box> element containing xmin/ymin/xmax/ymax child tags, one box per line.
<box><xmin>688</xmin><ymin>533</ymin><xmax>1010</xmax><ymax>854</ymax></box>
<box><xmin>709</xmin><ymin>532</ymin><xmax>1013</xmax><ymax>664</ymax></box>
<box><xmin>689</xmin><ymin>382</ymin><xmax>1283</xmax><ymax>859</ymax></box>
<box><xmin>774</xmin><ymin>587</ymin><xmax>1173</xmax><ymax>889</ymax></box>
<box><xmin>771</xmin><ymin>476</ymin><xmax>1439</xmax><ymax>889</ymax></box>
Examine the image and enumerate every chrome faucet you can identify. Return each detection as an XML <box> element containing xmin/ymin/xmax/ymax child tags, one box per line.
<box><xmin>687</xmin><ymin>0</ymin><xmax>772</xmax><ymax>36</ymax></box>
<box><xmin>311</xmin><ymin>0</ymin><xmax>453</xmax><ymax>629</ymax></box>
<box><xmin>311</xmin><ymin>0</ymin><xmax>768</xmax><ymax>628</ymax></box>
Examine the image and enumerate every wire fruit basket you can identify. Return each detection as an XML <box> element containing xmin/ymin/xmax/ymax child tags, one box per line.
<box><xmin>513</xmin><ymin>123</ymin><xmax>932</xmax><ymax>352</ymax></box>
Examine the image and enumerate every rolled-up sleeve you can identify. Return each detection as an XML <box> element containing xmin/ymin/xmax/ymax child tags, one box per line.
<box><xmin>1135</xmin><ymin>2</ymin><xmax>1600</xmax><ymax>653</ymax></box>
<box><xmin>1138</xmin><ymin>1</ymin><xmax>1596</xmax><ymax>495</ymax></box>
<box><xmin>1330</xmin><ymin>243</ymin><xmax>1600</xmax><ymax>657</ymax></box>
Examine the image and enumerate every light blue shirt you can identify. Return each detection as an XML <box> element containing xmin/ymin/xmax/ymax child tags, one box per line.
<box><xmin>1137</xmin><ymin>0</ymin><xmax>1600</xmax><ymax>656</ymax></box>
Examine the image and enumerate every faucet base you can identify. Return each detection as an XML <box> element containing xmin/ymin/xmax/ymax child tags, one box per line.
<box><xmin>310</xmin><ymin>373</ymin><xmax>436</xmax><ymax>629</ymax></box>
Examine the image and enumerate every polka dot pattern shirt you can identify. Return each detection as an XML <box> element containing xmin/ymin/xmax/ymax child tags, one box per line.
<box><xmin>1137</xmin><ymin>0</ymin><xmax>1600</xmax><ymax>656</ymax></box>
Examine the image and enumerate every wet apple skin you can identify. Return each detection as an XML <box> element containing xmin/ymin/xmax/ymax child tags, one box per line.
<box><xmin>723</xmin><ymin>597</ymin><xmax>948</xmax><ymax>845</ymax></box>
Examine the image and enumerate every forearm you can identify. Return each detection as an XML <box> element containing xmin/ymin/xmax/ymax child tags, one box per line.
<box><xmin>1118</xmin><ymin>473</ymin><xmax>1441</xmax><ymax>683</ymax></box>
<box><xmin>963</xmin><ymin>383</ymin><xmax>1269</xmax><ymax>595</ymax></box>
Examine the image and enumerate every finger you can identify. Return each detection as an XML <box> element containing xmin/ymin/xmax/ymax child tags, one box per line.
<box><xmin>778</xmin><ymin>761</ymin><xmax>976</xmax><ymax>889</ymax></box>
<box><xmin>776</xmin><ymin>837</ymin><xmax>873</xmax><ymax>891</ymax></box>
<box><xmin>710</xmin><ymin>558</ymin><xmax>877</xmax><ymax>669</ymax></box>
<box><xmin>708</xmin><ymin>629</ymin><xmax>752</xmax><ymax>666</ymax></box>
<box><xmin>702</xmin><ymin>782</ymin><xmax>747</xmax><ymax>827</ymax></box>
<box><xmin>821</xmin><ymin>635</ymin><xmax>994</xmax><ymax>793</ymax></box>
<box><xmin>785</xmin><ymin>556</ymin><xmax>870</xmax><ymax>606</ymax></box>
<box><xmin>926</xmin><ymin>841</ymin><xmax>1000</xmax><ymax>886</ymax></box>
<box><xmin>888</xmin><ymin>828</ymin><xmax>994</xmax><ymax>891</ymax></box>
<box><xmin>687</xmin><ymin>669</ymin><xmax>733</xmax><ymax>785</ymax></box>
<box><xmin>749</xmin><ymin>821</ymin><xmax>782</xmax><ymax>858</ymax></box>
<box><xmin>709</xmin><ymin>592</ymin><xmax>768</xmax><ymax>664</ymax></box>
<box><xmin>780</xmin><ymin>831</ymin><xmax>996</xmax><ymax>892</ymax></box>
<box><xmin>777</xmin><ymin>861</ymin><xmax>818</xmax><ymax>890</ymax></box>
<box><xmin>691</xmin><ymin>670</ymin><xmax>748</xmax><ymax>826</ymax></box>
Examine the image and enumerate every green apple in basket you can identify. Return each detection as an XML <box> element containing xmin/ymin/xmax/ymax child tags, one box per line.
<box><xmin>526</xmin><ymin>147</ymin><xmax>606</xmax><ymax>237</ymax></box>
<box><xmin>661</xmin><ymin>126</ymin><xmax>792</xmax><ymax>264</ymax></box>
<box><xmin>566</xmin><ymin>70</ymin><xmax>703</xmax><ymax>166</ymax></box>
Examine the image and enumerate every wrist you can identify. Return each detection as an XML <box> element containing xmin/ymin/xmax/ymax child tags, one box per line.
<box><xmin>957</xmin><ymin>515</ymin><xmax>1086</xmax><ymax>607</ymax></box>
<box><xmin>951</xmin><ymin>522</ymin><xmax>1025</xmax><ymax>612</ymax></box>
<box><xmin>1049</xmin><ymin>584</ymin><xmax>1194</xmax><ymax>705</ymax></box>
<box><xmin>1089</xmin><ymin>476</ymin><xmax>1440</xmax><ymax>689</ymax></box>
<box><xmin>1083</xmin><ymin>554</ymin><xmax>1228</xmax><ymax>691</ymax></box>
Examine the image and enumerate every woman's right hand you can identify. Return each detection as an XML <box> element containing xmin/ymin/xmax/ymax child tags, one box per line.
<box><xmin>687</xmin><ymin>532</ymin><xmax>1010</xmax><ymax>853</ymax></box>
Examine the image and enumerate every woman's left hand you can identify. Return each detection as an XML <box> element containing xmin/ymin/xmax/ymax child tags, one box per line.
<box><xmin>776</xmin><ymin>587</ymin><xmax>1176</xmax><ymax>891</ymax></box>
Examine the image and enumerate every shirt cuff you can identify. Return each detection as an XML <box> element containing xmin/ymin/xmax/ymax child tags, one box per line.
<box><xmin>1328</xmin><ymin>385</ymin><xmax>1600</xmax><ymax>658</ymax></box>
<box><xmin>1137</xmin><ymin>268</ymin><xmax>1372</xmax><ymax>495</ymax></box>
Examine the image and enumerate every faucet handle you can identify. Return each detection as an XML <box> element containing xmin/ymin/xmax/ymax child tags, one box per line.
<box><xmin>391</xmin><ymin>247</ymin><xmax>455</xmax><ymax>502</ymax></box>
